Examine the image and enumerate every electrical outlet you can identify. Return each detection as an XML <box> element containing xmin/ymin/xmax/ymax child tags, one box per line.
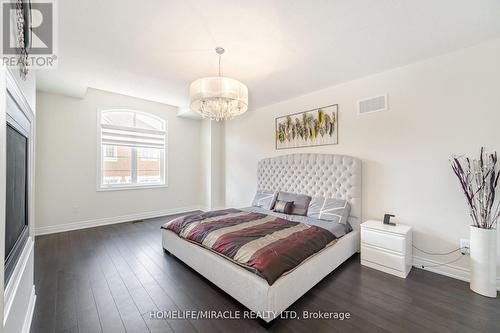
<box><xmin>460</xmin><ymin>239</ymin><xmax>470</xmax><ymax>255</ymax></box>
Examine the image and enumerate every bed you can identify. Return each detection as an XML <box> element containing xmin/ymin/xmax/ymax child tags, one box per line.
<box><xmin>162</xmin><ymin>153</ymin><xmax>362</xmax><ymax>322</ymax></box>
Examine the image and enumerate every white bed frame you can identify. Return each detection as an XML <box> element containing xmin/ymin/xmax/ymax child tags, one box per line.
<box><xmin>162</xmin><ymin>153</ymin><xmax>362</xmax><ymax>322</ymax></box>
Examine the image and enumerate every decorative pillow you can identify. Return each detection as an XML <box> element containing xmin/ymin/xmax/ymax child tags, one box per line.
<box><xmin>307</xmin><ymin>197</ymin><xmax>351</xmax><ymax>224</ymax></box>
<box><xmin>273</xmin><ymin>200</ymin><xmax>294</xmax><ymax>214</ymax></box>
<box><xmin>277</xmin><ymin>191</ymin><xmax>312</xmax><ymax>216</ymax></box>
<box><xmin>251</xmin><ymin>190</ymin><xmax>278</xmax><ymax>210</ymax></box>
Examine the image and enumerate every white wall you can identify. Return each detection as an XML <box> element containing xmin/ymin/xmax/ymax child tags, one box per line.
<box><xmin>200</xmin><ymin>120</ymin><xmax>226</xmax><ymax>210</ymax></box>
<box><xmin>210</xmin><ymin>121</ymin><xmax>226</xmax><ymax>209</ymax></box>
<box><xmin>200</xmin><ymin>120</ymin><xmax>212</xmax><ymax>209</ymax></box>
<box><xmin>225</xmin><ymin>39</ymin><xmax>500</xmax><ymax>278</ymax></box>
<box><xmin>35</xmin><ymin>88</ymin><xmax>204</xmax><ymax>233</ymax></box>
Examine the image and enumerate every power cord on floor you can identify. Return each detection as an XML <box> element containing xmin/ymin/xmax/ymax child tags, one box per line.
<box><xmin>412</xmin><ymin>244</ymin><xmax>463</xmax><ymax>255</ymax></box>
<box><xmin>417</xmin><ymin>255</ymin><xmax>464</xmax><ymax>269</ymax></box>
<box><xmin>412</xmin><ymin>244</ymin><xmax>468</xmax><ymax>269</ymax></box>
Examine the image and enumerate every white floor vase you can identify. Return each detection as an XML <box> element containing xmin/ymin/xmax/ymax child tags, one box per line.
<box><xmin>470</xmin><ymin>226</ymin><xmax>497</xmax><ymax>297</ymax></box>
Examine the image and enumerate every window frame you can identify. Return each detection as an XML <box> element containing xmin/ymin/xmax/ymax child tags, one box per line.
<box><xmin>139</xmin><ymin>147</ymin><xmax>161</xmax><ymax>161</ymax></box>
<box><xmin>96</xmin><ymin>108</ymin><xmax>168</xmax><ymax>191</ymax></box>
<box><xmin>103</xmin><ymin>145</ymin><xmax>118</xmax><ymax>161</ymax></box>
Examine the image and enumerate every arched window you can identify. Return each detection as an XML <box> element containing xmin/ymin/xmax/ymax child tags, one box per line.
<box><xmin>98</xmin><ymin>109</ymin><xmax>167</xmax><ymax>189</ymax></box>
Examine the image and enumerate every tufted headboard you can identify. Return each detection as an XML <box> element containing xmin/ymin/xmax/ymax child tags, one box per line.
<box><xmin>257</xmin><ymin>153</ymin><xmax>362</xmax><ymax>230</ymax></box>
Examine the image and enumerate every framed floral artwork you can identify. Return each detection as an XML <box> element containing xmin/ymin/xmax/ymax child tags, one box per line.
<box><xmin>275</xmin><ymin>104</ymin><xmax>338</xmax><ymax>150</ymax></box>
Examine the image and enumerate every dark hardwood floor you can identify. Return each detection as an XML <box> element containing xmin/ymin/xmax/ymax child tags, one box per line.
<box><xmin>31</xmin><ymin>212</ymin><xmax>500</xmax><ymax>333</ymax></box>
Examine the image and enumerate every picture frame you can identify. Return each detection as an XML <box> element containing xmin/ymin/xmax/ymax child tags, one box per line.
<box><xmin>275</xmin><ymin>104</ymin><xmax>338</xmax><ymax>150</ymax></box>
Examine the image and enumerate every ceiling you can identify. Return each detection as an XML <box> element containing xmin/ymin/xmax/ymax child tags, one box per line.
<box><xmin>36</xmin><ymin>0</ymin><xmax>500</xmax><ymax>111</ymax></box>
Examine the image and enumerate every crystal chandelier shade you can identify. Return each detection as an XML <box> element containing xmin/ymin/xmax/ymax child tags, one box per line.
<box><xmin>189</xmin><ymin>48</ymin><xmax>248</xmax><ymax>121</ymax></box>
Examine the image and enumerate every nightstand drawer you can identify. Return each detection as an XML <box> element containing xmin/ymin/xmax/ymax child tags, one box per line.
<box><xmin>361</xmin><ymin>244</ymin><xmax>406</xmax><ymax>272</ymax></box>
<box><xmin>361</xmin><ymin>228</ymin><xmax>406</xmax><ymax>254</ymax></box>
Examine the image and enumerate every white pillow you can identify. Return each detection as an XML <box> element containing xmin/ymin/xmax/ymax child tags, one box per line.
<box><xmin>251</xmin><ymin>190</ymin><xmax>278</xmax><ymax>210</ymax></box>
<box><xmin>307</xmin><ymin>197</ymin><xmax>351</xmax><ymax>224</ymax></box>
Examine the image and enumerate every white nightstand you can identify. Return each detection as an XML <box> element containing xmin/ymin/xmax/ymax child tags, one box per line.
<box><xmin>360</xmin><ymin>220</ymin><xmax>412</xmax><ymax>278</ymax></box>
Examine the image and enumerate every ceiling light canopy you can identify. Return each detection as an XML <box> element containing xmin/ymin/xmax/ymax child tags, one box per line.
<box><xmin>189</xmin><ymin>47</ymin><xmax>248</xmax><ymax>121</ymax></box>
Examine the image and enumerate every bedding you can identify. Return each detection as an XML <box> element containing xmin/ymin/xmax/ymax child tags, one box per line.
<box><xmin>162</xmin><ymin>208</ymin><xmax>338</xmax><ymax>285</ymax></box>
<box><xmin>307</xmin><ymin>197</ymin><xmax>351</xmax><ymax>225</ymax></box>
<box><xmin>273</xmin><ymin>200</ymin><xmax>293</xmax><ymax>214</ymax></box>
<box><xmin>242</xmin><ymin>206</ymin><xmax>351</xmax><ymax>237</ymax></box>
<box><xmin>251</xmin><ymin>190</ymin><xmax>278</xmax><ymax>210</ymax></box>
<box><xmin>277</xmin><ymin>191</ymin><xmax>311</xmax><ymax>216</ymax></box>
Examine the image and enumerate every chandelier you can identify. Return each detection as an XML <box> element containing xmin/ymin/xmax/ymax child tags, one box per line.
<box><xmin>189</xmin><ymin>47</ymin><xmax>248</xmax><ymax>121</ymax></box>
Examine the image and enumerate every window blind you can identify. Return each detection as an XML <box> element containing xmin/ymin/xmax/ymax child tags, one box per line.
<box><xmin>101</xmin><ymin>124</ymin><xmax>165</xmax><ymax>149</ymax></box>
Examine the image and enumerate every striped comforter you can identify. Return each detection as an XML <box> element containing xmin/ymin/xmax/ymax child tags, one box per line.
<box><xmin>162</xmin><ymin>209</ymin><xmax>337</xmax><ymax>285</ymax></box>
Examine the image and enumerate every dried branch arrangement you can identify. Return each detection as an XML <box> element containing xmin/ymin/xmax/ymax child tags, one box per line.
<box><xmin>276</xmin><ymin>109</ymin><xmax>336</xmax><ymax>144</ymax></box>
<box><xmin>451</xmin><ymin>148</ymin><xmax>500</xmax><ymax>229</ymax></box>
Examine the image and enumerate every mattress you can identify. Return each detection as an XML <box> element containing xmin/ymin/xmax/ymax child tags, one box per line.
<box><xmin>162</xmin><ymin>154</ymin><xmax>361</xmax><ymax>321</ymax></box>
<box><xmin>162</xmin><ymin>227</ymin><xmax>359</xmax><ymax>321</ymax></box>
<box><xmin>162</xmin><ymin>208</ymin><xmax>347</xmax><ymax>285</ymax></box>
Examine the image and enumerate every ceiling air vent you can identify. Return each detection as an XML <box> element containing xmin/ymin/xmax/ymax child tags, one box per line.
<box><xmin>358</xmin><ymin>95</ymin><xmax>387</xmax><ymax>115</ymax></box>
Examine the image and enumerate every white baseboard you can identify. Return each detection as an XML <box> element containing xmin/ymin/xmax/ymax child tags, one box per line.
<box><xmin>35</xmin><ymin>205</ymin><xmax>204</xmax><ymax>235</ymax></box>
<box><xmin>413</xmin><ymin>255</ymin><xmax>500</xmax><ymax>291</ymax></box>
<box><xmin>21</xmin><ymin>286</ymin><xmax>36</xmax><ymax>333</ymax></box>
